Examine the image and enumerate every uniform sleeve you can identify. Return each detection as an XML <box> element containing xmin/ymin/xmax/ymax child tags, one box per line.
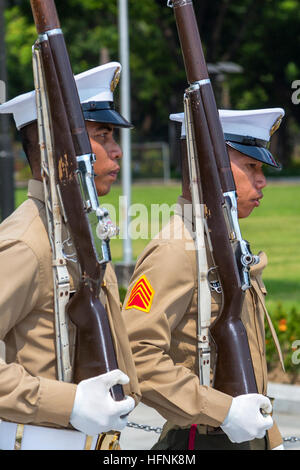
<box><xmin>267</xmin><ymin>422</ymin><xmax>283</xmax><ymax>449</ymax></box>
<box><xmin>0</xmin><ymin>239</ymin><xmax>40</xmax><ymax>336</ymax></box>
<box><xmin>0</xmin><ymin>239</ymin><xmax>76</xmax><ymax>426</ymax></box>
<box><xmin>123</xmin><ymin>241</ymin><xmax>232</xmax><ymax>427</ymax></box>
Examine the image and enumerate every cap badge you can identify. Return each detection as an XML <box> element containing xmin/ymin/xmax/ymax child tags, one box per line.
<box><xmin>125</xmin><ymin>275</ymin><xmax>155</xmax><ymax>313</ymax></box>
<box><xmin>270</xmin><ymin>116</ymin><xmax>282</xmax><ymax>136</ymax></box>
<box><xmin>110</xmin><ymin>67</ymin><xmax>121</xmax><ymax>92</ymax></box>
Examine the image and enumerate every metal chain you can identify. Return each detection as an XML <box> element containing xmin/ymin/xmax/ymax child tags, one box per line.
<box><xmin>283</xmin><ymin>436</ymin><xmax>300</xmax><ymax>443</ymax></box>
<box><xmin>127</xmin><ymin>422</ymin><xmax>163</xmax><ymax>434</ymax></box>
<box><xmin>126</xmin><ymin>423</ymin><xmax>300</xmax><ymax>446</ymax></box>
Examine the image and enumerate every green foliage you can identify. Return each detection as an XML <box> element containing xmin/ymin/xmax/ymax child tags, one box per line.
<box><xmin>266</xmin><ymin>303</ymin><xmax>300</xmax><ymax>382</ymax></box>
<box><xmin>3</xmin><ymin>0</ymin><xmax>300</xmax><ymax>167</ymax></box>
<box><xmin>118</xmin><ymin>286</ymin><xmax>127</xmax><ymax>304</ymax></box>
<box><xmin>4</xmin><ymin>6</ymin><xmax>36</xmax><ymax>95</ymax></box>
<box><xmin>239</xmin><ymin>184</ymin><xmax>300</xmax><ymax>314</ymax></box>
<box><xmin>16</xmin><ymin>163</ymin><xmax>31</xmax><ymax>182</ymax></box>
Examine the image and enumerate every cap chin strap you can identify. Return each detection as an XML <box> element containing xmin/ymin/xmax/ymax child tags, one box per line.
<box><xmin>224</xmin><ymin>132</ymin><xmax>269</xmax><ymax>148</ymax></box>
<box><xmin>82</xmin><ymin>101</ymin><xmax>115</xmax><ymax>112</ymax></box>
<box><xmin>81</xmin><ymin>101</ymin><xmax>133</xmax><ymax>129</ymax></box>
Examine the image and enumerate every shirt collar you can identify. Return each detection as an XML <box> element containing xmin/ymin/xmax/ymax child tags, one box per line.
<box><xmin>27</xmin><ymin>179</ymin><xmax>45</xmax><ymax>203</ymax></box>
<box><xmin>174</xmin><ymin>195</ymin><xmax>194</xmax><ymax>225</ymax></box>
<box><xmin>175</xmin><ymin>194</ymin><xmax>265</xmax><ymax>274</ymax></box>
<box><xmin>250</xmin><ymin>250</ymin><xmax>267</xmax><ymax>276</ymax></box>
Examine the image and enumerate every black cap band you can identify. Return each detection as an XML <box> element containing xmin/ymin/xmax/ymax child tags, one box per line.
<box><xmin>224</xmin><ymin>132</ymin><xmax>268</xmax><ymax>148</ymax></box>
<box><xmin>82</xmin><ymin>101</ymin><xmax>133</xmax><ymax>128</ymax></box>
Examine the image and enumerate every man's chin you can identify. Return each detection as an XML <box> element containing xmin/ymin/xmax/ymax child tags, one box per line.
<box><xmin>96</xmin><ymin>183</ymin><xmax>113</xmax><ymax>197</ymax></box>
<box><xmin>238</xmin><ymin>207</ymin><xmax>254</xmax><ymax>219</ymax></box>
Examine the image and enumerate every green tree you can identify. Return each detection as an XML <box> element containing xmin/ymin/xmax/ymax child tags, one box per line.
<box><xmin>4</xmin><ymin>0</ymin><xmax>300</xmax><ymax>168</ymax></box>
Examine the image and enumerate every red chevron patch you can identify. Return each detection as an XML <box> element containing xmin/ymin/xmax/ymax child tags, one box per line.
<box><xmin>125</xmin><ymin>275</ymin><xmax>155</xmax><ymax>313</ymax></box>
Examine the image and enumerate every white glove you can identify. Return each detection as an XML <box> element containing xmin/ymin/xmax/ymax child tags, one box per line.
<box><xmin>70</xmin><ymin>369</ymin><xmax>135</xmax><ymax>436</ymax></box>
<box><xmin>273</xmin><ymin>444</ymin><xmax>285</xmax><ymax>450</ymax></box>
<box><xmin>220</xmin><ymin>393</ymin><xmax>273</xmax><ymax>443</ymax></box>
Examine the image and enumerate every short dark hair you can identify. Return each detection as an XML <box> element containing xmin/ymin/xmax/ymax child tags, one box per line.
<box><xmin>19</xmin><ymin>121</ymin><xmax>40</xmax><ymax>172</ymax></box>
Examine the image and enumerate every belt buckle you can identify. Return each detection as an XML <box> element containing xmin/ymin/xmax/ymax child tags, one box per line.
<box><xmin>95</xmin><ymin>431</ymin><xmax>121</xmax><ymax>450</ymax></box>
<box><xmin>14</xmin><ymin>424</ymin><xmax>25</xmax><ymax>450</ymax></box>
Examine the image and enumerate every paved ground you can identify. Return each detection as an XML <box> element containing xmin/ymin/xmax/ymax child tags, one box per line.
<box><xmin>268</xmin><ymin>382</ymin><xmax>300</xmax><ymax>450</ymax></box>
<box><xmin>120</xmin><ymin>403</ymin><xmax>166</xmax><ymax>451</ymax></box>
<box><xmin>276</xmin><ymin>412</ymin><xmax>300</xmax><ymax>450</ymax></box>
<box><xmin>120</xmin><ymin>383</ymin><xmax>300</xmax><ymax>451</ymax></box>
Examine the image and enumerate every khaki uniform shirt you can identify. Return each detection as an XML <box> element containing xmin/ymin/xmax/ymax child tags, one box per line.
<box><xmin>123</xmin><ymin>196</ymin><xmax>283</xmax><ymax>449</ymax></box>
<box><xmin>0</xmin><ymin>179</ymin><xmax>140</xmax><ymax>428</ymax></box>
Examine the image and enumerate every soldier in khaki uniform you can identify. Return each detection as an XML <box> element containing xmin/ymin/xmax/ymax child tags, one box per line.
<box><xmin>0</xmin><ymin>63</ymin><xmax>140</xmax><ymax>450</ymax></box>
<box><xmin>123</xmin><ymin>109</ymin><xmax>285</xmax><ymax>450</ymax></box>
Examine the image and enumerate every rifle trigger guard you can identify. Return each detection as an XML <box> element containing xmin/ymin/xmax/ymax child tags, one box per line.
<box><xmin>207</xmin><ymin>267</ymin><xmax>222</xmax><ymax>294</ymax></box>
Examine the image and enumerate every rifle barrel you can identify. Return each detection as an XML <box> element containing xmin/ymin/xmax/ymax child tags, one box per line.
<box><xmin>31</xmin><ymin>0</ymin><xmax>60</xmax><ymax>34</ymax></box>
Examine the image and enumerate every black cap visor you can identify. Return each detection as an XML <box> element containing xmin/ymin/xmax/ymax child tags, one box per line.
<box><xmin>82</xmin><ymin>101</ymin><xmax>133</xmax><ymax>128</ymax></box>
<box><xmin>226</xmin><ymin>141</ymin><xmax>281</xmax><ymax>169</ymax></box>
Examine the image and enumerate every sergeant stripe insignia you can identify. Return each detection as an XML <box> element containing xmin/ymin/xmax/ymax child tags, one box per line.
<box><xmin>125</xmin><ymin>275</ymin><xmax>155</xmax><ymax>313</ymax></box>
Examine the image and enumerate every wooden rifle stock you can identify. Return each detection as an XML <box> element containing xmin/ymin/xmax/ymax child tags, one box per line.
<box><xmin>170</xmin><ymin>0</ymin><xmax>258</xmax><ymax>396</ymax></box>
<box><xmin>30</xmin><ymin>0</ymin><xmax>124</xmax><ymax>401</ymax></box>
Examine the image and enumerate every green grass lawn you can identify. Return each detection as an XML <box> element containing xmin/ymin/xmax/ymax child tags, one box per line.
<box><xmin>16</xmin><ymin>181</ymin><xmax>300</xmax><ymax>313</ymax></box>
<box><xmin>239</xmin><ymin>183</ymin><xmax>300</xmax><ymax>312</ymax></box>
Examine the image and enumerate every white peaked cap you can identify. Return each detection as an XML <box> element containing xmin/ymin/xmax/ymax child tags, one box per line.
<box><xmin>76</xmin><ymin>61</ymin><xmax>120</xmax><ymax>103</ymax></box>
<box><xmin>219</xmin><ymin>108</ymin><xmax>285</xmax><ymax>143</ymax></box>
<box><xmin>170</xmin><ymin>112</ymin><xmax>186</xmax><ymax>137</ymax></box>
<box><xmin>170</xmin><ymin>107</ymin><xmax>285</xmax><ymax>168</ymax></box>
<box><xmin>170</xmin><ymin>108</ymin><xmax>285</xmax><ymax>141</ymax></box>
<box><xmin>0</xmin><ymin>62</ymin><xmax>127</xmax><ymax>129</ymax></box>
<box><xmin>0</xmin><ymin>89</ymin><xmax>36</xmax><ymax>129</ymax></box>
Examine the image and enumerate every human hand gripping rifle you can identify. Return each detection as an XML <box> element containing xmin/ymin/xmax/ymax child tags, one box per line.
<box><xmin>168</xmin><ymin>0</ymin><xmax>260</xmax><ymax>397</ymax></box>
<box><xmin>30</xmin><ymin>0</ymin><xmax>124</xmax><ymax>403</ymax></box>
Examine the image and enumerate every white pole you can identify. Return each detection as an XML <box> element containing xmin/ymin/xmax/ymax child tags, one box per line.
<box><xmin>118</xmin><ymin>0</ymin><xmax>132</xmax><ymax>265</ymax></box>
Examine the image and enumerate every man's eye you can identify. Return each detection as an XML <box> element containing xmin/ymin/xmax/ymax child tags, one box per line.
<box><xmin>94</xmin><ymin>132</ymin><xmax>107</xmax><ymax>139</ymax></box>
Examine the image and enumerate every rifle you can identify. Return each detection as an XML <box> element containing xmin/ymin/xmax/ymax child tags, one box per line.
<box><xmin>168</xmin><ymin>0</ymin><xmax>259</xmax><ymax>397</ymax></box>
<box><xmin>171</xmin><ymin>112</ymin><xmax>212</xmax><ymax>387</ymax></box>
<box><xmin>30</xmin><ymin>0</ymin><xmax>124</xmax><ymax>402</ymax></box>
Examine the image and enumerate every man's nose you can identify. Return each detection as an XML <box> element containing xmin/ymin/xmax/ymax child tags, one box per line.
<box><xmin>108</xmin><ymin>139</ymin><xmax>122</xmax><ymax>160</ymax></box>
<box><xmin>256</xmin><ymin>169</ymin><xmax>267</xmax><ymax>189</ymax></box>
